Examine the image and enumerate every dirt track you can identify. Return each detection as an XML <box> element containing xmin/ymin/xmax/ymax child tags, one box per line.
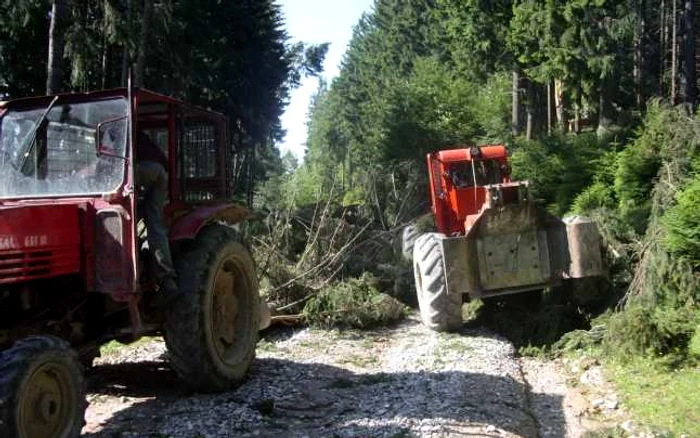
<box><xmin>82</xmin><ymin>314</ymin><xmax>622</xmax><ymax>437</ymax></box>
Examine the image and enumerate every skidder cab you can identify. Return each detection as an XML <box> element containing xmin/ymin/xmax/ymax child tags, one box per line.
<box><xmin>0</xmin><ymin>88</ymin><xmax>268</xmax><ymax>437</ymax></box>
<box><xmin>412</xmin><ymin>145</ymin><xmax>603</xmax><ymax>332</ymax></box>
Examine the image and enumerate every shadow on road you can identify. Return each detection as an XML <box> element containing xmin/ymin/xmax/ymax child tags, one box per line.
<box><xmin>83</xmin><ymin>352</ymin><xmax>565</xmax><ymax>437</ymax></box>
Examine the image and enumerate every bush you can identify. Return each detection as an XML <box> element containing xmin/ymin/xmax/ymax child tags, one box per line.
<box><xmin>689</xmin><ymin>324</ymin><xmax>700</xmax><ymax>361</ymax></box>
<box><xmin>571</xmin><ymin>149</ymin><xmax>619</xmax><ymax>214</ymax></box>
<box><xmin>663</xmin><ymin>175</ymin><xmax>700</xmax><ymax>268</ymax></box>
<box><xmin>302</xmin><ymin>274</ymin><xmax>407</xmax><ymax>329</ymax></box>
<box><xmin>571</xmin><ymin>181</ymin><xmax>616</xmax><ymax>214</ymax></box>
<box><xmin>604</xmin><ymin>303</ymin><xmax>699</xmax><ymax>362</ymax></box>
<box><xmin>511</xmin><ymin>133</ymin><xmax>606</xmax><ymax>216</ymax></box>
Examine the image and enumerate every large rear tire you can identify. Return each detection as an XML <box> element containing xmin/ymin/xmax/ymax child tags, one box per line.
<box><xmin>401</xmin><ymin>224</ymin><xmax>419</xmax><ymax>261</ymax></box>
<box><xmin>165</xmin><ymin>224</ymin><xmax>260</xmax><ymax>392</ymax></box>
<box><xmin>413</xmin><ymin>233</ymin><xmax>462</xmax><ymax>332</ymax></box>
<box><xmin>0</xmin><ymin>336</ymin><xmax>86</xmax><ymax>438</ymax></box>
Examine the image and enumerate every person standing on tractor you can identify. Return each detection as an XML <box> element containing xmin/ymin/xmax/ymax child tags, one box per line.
<box><xmin>136</xmin><ymin>131</ymin><xmax>179</xmax><ymax>301</ymax></box>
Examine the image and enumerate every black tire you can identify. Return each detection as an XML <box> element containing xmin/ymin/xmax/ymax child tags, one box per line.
<box><xmin>413</xmin><ymin>233</ymin><xmax>462</xmax><ymax>332</ymax></box>
<box><xmin>165</xmin><ymin>224</ymin><xmax>260</xmax><ymax>392</ymax></box>
<box><xmin>401</xmin><ymin>224</ymin><xmax>419</xmax><ymax>261</ymax></box>
<box><xmin>0</xmin><ymin>336</ymin><xmax>87</xmax><ymax>438</ymax></box>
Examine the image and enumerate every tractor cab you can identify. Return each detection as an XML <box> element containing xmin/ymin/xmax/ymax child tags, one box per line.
<box><xmin>0</xmin><ymin>88</ymin><xmax>242</xmax><ymax>300</ymax></box>
<box><xmin>427</xmin><ymin>146</ymin><xmax>527</xmax><ymax>236</ymax></box>
<box><xmin>0</xmin><ymin>88</ymin><xmax>265</xmax><ymax>438</ymax></box>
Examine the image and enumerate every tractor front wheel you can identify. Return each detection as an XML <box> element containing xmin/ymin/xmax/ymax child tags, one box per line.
<box><xmin>0</xmin><ymin>336</ymin><xmax>87</xmax><ymax>438</ymax></box>
<box><xmin>165</xmin><ymin>224</ymin><xmax>260</xmax><ymax>392</ymax></box>
<box><xmin>413</xmin><ymin>233</ymin><xmax>462</xmax><ymax>332</ymax></box>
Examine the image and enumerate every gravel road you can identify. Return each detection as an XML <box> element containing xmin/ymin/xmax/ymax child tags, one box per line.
<box><xmin>81</xmin><ymin>314</ymin><xmax>602</xmax><ymax>437</ymax></box>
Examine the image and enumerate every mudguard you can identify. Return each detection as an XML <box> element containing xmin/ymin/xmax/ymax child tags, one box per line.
<box><xmin>169</xmin><ymin>203</ymin><xmax>255</xmax><ymax>241</ymax></box>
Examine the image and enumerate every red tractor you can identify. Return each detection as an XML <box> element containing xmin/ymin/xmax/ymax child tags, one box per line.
<box><xmin>0</xmin><ymin>87</ymin><xmax>269</xmax><ymax>437</ymax></box>
<box><xmin>411</xmin><ymin>145</ymin><xmax>603</xmax><ymax>331</ymax></box>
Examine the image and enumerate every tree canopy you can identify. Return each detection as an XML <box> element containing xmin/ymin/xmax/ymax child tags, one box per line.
<box><xmin>0</xmin><ymin>0</ymin><xmax>328</xmax><ymax>200</ymax></box>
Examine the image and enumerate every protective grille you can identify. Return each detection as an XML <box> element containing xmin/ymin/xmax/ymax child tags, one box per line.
<box><xmin>181</xmin><ymin>124</ymin><xmax>217</xmax><ymax>178</ymax></box>
<box><xmin>0</xmin><ymin>247</ymin><xmax>78</xmax><ymax>284</ymax></box>
<box><xmin>179</xmin><ymin>122</ymin><xmax>222</xmax><ymax>201</ymax></box>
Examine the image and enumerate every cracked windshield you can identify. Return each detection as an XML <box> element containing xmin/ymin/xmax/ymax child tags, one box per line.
<box><xmin>0</xmin><ymin>98</ymin><xmax>127</xmax><ymax>198</ymax></box>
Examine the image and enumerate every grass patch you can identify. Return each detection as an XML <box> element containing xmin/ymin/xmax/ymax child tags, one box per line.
<box><xmin>99</xmin><ymin>336</ymin><xmax>160</xmax><ymax>356</ymax></box>
<box><xmin>462</xmin><ymin>300</ymin><xmax>484</xmax><ymax>322</ymax></box>
<box><xmin>607</xmin><ymin>357</ymin><xmax>700</xmax><ymax>436</ymax></box>
<box><xmin>582</xmin><ymin>427</ymin><xmax>627</xmax><ymax>438</ymax></box>
<box><xmin>256</xmin><ymin>339</ymin><xmax>279</xmax><ymax>353</ymax></box>
<box><xmin>339</xmin><ymin>353</ymin><xmax>380</xmax><ymax>368</ymax></box>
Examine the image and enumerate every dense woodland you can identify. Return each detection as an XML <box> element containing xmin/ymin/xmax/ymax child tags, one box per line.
<box><xmin>259</xmin><ymin>0</ymin><xmax>700</xmax><ymax>370</ymax></box>
<box><xmin>1</xmin><ymin>0</ymin><xmax>698</xmax><ymax>372</ymax></box>
<box><xmin>0</xmin><ymin>0</ymin><xmax>327</xmax><ymax>203</ymax></box>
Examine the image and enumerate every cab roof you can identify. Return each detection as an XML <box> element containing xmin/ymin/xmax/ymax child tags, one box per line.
<box><xmin>435</xmin><ymin>145</ymin><xmax>507</xmax><ymax>163</ymax></box>
<box><xmin>0</xmin><ymin>88</ymin><xmax>224</xmax><ymax>122</ymax></box>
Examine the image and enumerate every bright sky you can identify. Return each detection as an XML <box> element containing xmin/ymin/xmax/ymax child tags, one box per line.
<box><xmin>278</xmin><ymin>0</ymin><xmax>375</xmax><ymax>160</ymax></box>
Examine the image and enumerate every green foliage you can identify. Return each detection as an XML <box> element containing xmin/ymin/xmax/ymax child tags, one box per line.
<box><xmin>662</xmin><ymin>175</ymin><xmax>700</xmax><ymax>268</ymax></box>
<box><xmin>0</xmin><ymin>0</ymin><xmax>49</xmax><ymax>97</ymax></box>
<box><xmin>511</xmin><ymin>133</ymin><xmax>605</xmax><ymax>215</ymax></box>
<box><xmin>571</xmin><ymin>149</ymin><xmax>619</xmax><ymax>214</ymax></box>
<box><xmin>302</xmin><ymin>274</ymin><xmax>407</xmax><ymax>329</ymax></box>
<box><xmin>571</xmin><ymin>181</ymin><xmax>616</xmax><ymax>214</ymax></box>
<box><xmin>689</xmin><ymin>325</ymin><xmax>700</xmax><ymax>361</ymax></box>
<box><xmin>0</xmin><ymin>0</ymin><xmax>328</xmax><ymax>202</ymax></box>
<box><xmin>471</xmin><ymin>72</ymin><xmax>512</xmax><ymax>143</ymax></box>
<box><xmin>604</xmin><ymin>304</ymin><xmax>699</xmax><ymax>362</ymax></box>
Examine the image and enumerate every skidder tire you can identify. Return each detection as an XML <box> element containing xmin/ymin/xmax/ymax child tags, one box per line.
<box><xmin>413</xmin><ymin>233</ymin><xmax>462</xmax><ymax>332</ymax></box>
<box><xmin>0</xmin><ymin>336</ymin><xmax>87</xmax><ymax>438</ymax></box>
<box><xmin>401</xmin><ymin>224</ymin><xmax>419</xmax><ymax>261</ymax></box>
<box><xmin>165</xmin><ymin>224</ymin><xmax>260</xmax><ymax>392</ymax></box>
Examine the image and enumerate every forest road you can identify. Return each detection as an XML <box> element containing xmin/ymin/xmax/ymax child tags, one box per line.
<box><xmin>82</xmin><ymin>314</ymin><xmax>594</xmax><ymax>438</ymax></box>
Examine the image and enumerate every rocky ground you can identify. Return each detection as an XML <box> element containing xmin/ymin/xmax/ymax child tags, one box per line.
<box><xmin>82</xmin><ymin>314</ymin><xmax>628</xmax><ymax>437</ymax></box>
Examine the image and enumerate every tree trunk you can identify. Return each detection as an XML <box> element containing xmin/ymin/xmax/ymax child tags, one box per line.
<box><xmin>246</xmin><ymin>145</ymin><xmax>256</xmax><ymax>208</ymax></box>
<box><xmin>660</xmin><ymin>0</ymin><xmax>667</xmax><ymax>96</ymax></box>
<box><xmin>597</xmin><ymin>76</ymin><xmax>615</xmax><ymax>137</ymax></box>
<box><xmin>634</xmin><ymin>0</ymin><xmax>645</xmax><ymax>108</ymax></box>
<box><xmin>121</xmin><ymin>0</ymin><xmax>133</xmax><ymax>87</ymax></box>
<box><xmin>671</xmin><ymin>0</ymin><xmax>678</xmax><ymax>103</ymax></box>
<box><xmin>573</xmin><ymin>83</ymin><xmax>582</xmax><ymax>133</ymax></box>
<box><xmin>679</xmin><ymin>0</ymin><xmax>696</xmax><ymax>106</ymax></box>
<box><xmin>101</xmin><ymin>37</ymin><xmax>108</xmax><ymax>89</ymax></box>
<box><xmin>512</xmin><ymin>70</ymin><xmax>523</xmax><ymax>136</ymax></box>
<box><xmin>46</xmin><ymin>0</ymin><xmax>68</xmax><ymax>95</ymax></box>
<box><xmin>547</xmin><ymin>80</ymin><xmax>554</xmax><ymax>134</ymax></box>
<box><xmin>525</xmin><ymin>77</ymin><xmax>535</xmax><ymax>140</ymax></box>
<box><xmin>135</xmin><ymin>0</ymin><xmax>153</xmax><ymax>87</ymax></box>
<box><xmin>555</xmin><ymin>79</ymin><xmax>566</xmax><ymax>131</ymax></box>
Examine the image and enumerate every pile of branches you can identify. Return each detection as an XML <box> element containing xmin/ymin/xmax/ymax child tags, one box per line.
<box><xmin>251</xmin><ymin>165</ymin><xmax>427</xmax><ymax>320</ymax></box>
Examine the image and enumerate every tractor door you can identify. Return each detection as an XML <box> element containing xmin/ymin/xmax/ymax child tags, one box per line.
<box><xmin>92</xmin><ymin>94</ymin><xmax>139</xmax><ymax>301</ymax></box>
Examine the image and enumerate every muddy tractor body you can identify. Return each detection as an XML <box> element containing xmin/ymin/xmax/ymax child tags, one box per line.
<box><xmin>0</xmin><ymin>88</ymin><xmax>267</xmax><ymax>437</ymax></box>
<box><xmin>411</xmin><ymin>146</ymin><xmax>602</xmax><ymax>332</ymax></box>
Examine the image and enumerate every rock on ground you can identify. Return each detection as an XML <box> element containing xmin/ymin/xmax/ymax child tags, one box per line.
<box><xmin>82</xmin><ymin>315</ymin><xmax>595</xmax><ymax>437</ymax></box>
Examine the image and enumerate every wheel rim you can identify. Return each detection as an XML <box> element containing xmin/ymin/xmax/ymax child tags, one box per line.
<box><xmin>18</xmin><ymin>362</ymin><xmax>77</xmax><ymax>438</ymax></box>
<box><xmin>210</xmin><ymin>255</ymin><xmax>250</xmax><ymax>367</ymax></box>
